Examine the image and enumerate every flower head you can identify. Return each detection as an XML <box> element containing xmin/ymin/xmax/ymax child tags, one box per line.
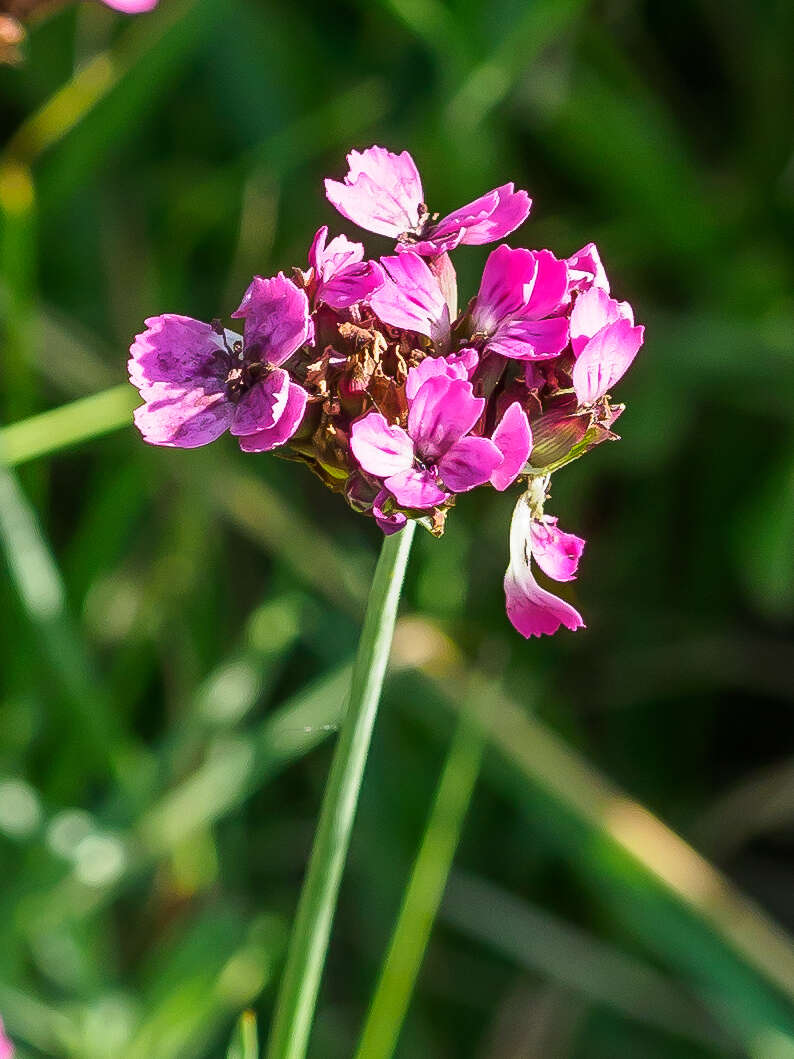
<box><xmin>325</xmin><ymin>145</ymin><xmax>531</xmax><ymax>257</ymax></box>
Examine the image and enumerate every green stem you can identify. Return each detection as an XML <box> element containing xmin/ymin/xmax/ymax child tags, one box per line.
<box><xmin>265</xmin><ymin>521</ymin><xmax>416</xmax><ymax>1059</ymax></box>
<box><xmin>353</xmin><ymin>708</ymin><xmax>485</xmax><ymax>1059</ymax></box>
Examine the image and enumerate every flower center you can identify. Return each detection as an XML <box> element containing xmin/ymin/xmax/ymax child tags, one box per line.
<box><xmin>397</xmin><ymin>203</ymin><xmax>437</xmax><ymax>245</ymax></box>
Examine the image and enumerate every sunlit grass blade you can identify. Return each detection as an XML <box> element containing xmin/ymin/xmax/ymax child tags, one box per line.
<box><xmin>265</xmin><ymin>523</ymin><xmax>415</xmax><ymax>1059</ymax></box>
<box><xmin>354</xmin><ymin>705</ymin><xmax>486</xmax><ymax>1059</ymax></box>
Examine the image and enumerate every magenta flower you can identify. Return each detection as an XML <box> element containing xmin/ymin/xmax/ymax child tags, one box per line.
<box><xmin>470</xmin><ymin>245</ymin><xmax>569</xmax><ymax>360</ymax></box>
<box><xmin>490</xmin><ymin>402</ymin><xmax>533</xmax><ymax>491</ymax></box>
<box><xmin>305</xmin><ymin>226</ymin><xmax>382</xmax><ymax>309</ymax></box>
<box><xmin>369</xmin><ymin>252</ymin><xmax>451</xmax><ymax>347</ymax></box>
<box><xmin>101</xmin><ymin>0</ymin><xmax>158</xmax><ymax>11</ymax></box>
<box><xmin>504</xmin><ymin>491</ymin><xmax>586</xmax><ymax>638</ymax></box>
<box><xmin>570</xmin><ymin>286</ymin><xmax>644</xmax><ymax>405</ymax></box>
<box><xmin>566</xmin><ymin>241</ymin><xmax>609</xmax><ymax>295</ymax></box>
<box><xmin>0</xmin><ymin>1018</ymin><xmax>12</xmax><ymax>1059</ymax></box>
<box><xmin>129</xmin><ymin>274</ymin><xmax>311</xmax><ymax>452</ymax></box>
<box><xmin>324</xmin><ymin>145</ymin><xmax>531</xmax><ymax>257</ymax></box>
<box><xmin>351</xmin><ymin>365</ymin><xmax>502</xmax><ymax>509</ymax></box>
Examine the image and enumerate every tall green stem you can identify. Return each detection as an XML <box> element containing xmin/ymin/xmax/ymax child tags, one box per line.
<box><xmin>265</xmin><ymin>521</ymin><xmax>416</xmax><ymax>1059</ymax></box>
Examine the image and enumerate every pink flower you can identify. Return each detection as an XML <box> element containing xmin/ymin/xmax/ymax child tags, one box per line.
<box><xmin>490</xmin><ymin>402</ymin><xmax>533</xmax><ymax>491</ymax></box>
<box><xmin>351</xmin><ymin>364</ymin><xmax>502</xmax><ymax>510</ymax></box>
<box><xmin>101</xmin><ymin>0</ymin><xmax>158</xmax><ymax>11</ymax></box>
<box><xmin>566</xmin><ymin>242</ymin><xmax>609</xmax><ymax>295</ymax></box>
<box><xmin>471</xmin><ymin>245</ymin><xmax>569</xmax><ymax>360</ymax></box>
<box><xmin>504</xmin><ymin>491</ymin><xmax>585</xmax><ymax>638</ymax></box>
<box><xmin>0</xmin><ymin>1018</ymin><xmax>13</xmax><ymax>1059</ymax></box>
<box><xmin>569</xmin><ymin>286</ymin><xmax>644</xmax><ymax>405</ymax></box>
<box><xmin>129</xmin><ymin>274</ymin><xmax>311</xmax><ymax>452</ymax></box>
<box><xmin>305</xmin><ymin>226</ymin><xmax>382</xmax><ymax>309</ymax></box>
<box><xmin>324</xmin><ymin>145</ymin><xmax>531</xmax><ymax>257</ymax></box>
<box><xmin>369</xmin><ymin>252</ymin><xmax>451</xmax><ymax>347</ymax></box>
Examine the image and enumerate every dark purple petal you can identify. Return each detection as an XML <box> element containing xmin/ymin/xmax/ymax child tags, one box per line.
<box><xmin>384</xmin><ymin>468</ymin><xmax>446</xmax><ymax>509</ymax></box>
<box><xmin>237</xmin><ymin>382</ymin><xmax>308</xmax><ymax>453</ymax></box>
<box><xmin>231</xmin><ymin>273</ymin><xmax>311</xmax><ymax>367</ymax></box>
<box><xmin>407</xmin><ymin>376</ymin><xmax>484</xmax><ymax>462</ymax></box>
<box><xmin>128</xmin><ymin>314</ymin><xmax>229</xmax><ymax>399</ymax></box>
<box><xmin>490</xmin><ymin>402</ymin><xmax>532</xmax><ymax>491</ymax></box>
<box><xmin>133</xmin><ymin>388</ymin><xmax>231</xmax><ymax>449</ymax></box>
<box><xmin>350</xmin><ymin>412</ymin><xmax>415</xmax><ymax>477</ymax></box>
<box><xmin>438</xmin><ymin>435</ymin><xmax>503</xmax><ymax>493</ymax></box>
<box><xmin>373</xmin><ymin>489</ymin><xmax>408</xmax><ymax>535</ymax></box>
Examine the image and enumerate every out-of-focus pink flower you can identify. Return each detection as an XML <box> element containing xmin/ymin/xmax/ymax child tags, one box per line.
<box><xmin>504</xmin><ymin>491</ymin><xmax>585</xmax><ymax>638</ymax></box>
<box><xmin>569</xmin><ymin>286</ymin><xmax>644</xmax><ymax>405</ymax></box>
<box><xmin>471</xmin><ymin>245</ymin><xmax>569</xmax><ymax>360</ymax></box>
<box><xmin>351</xmin><ymin>367</ymin><xmax>502</xmax><ymax>510</ymax></box>
<box><xmin>101</xmin><ymin>0</ymin><xmax>159</xmax><ymax>12</ymax></box>
<box><xmin>324</xmin><ymin>145</ymin><xmax>530</xmax><ymax>257</ymax></box>
<box><xmin>129</xmin><ymin>274</ymin><xmax>311</xmax><ymax>452</ymax></box>
<box><xmin>369</xmin><ymin>252</ymin><xmax>451</xmax><ymax>348</ymax></box>
<box><xmin>0</xmin><ymin>1018</ymin><xmax>13</xmax><ymax>1059</ymax></box>
<box><xmin>305</xmin><ymin>226</ymin><xmax>382</xmax><ymax>309</ymax></box>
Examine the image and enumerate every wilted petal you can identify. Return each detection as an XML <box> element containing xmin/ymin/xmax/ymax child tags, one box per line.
<box><xmin>573</xmin><ymin>319</ymin><xmax>644</xmax><ymax>404</ymax></box>
<box><xmin>384</xmin><ymin>467</ymin><xmax>446</xmax><ymax>509</ymax></box>
<box><xmin>407</xmin><ymin>376</ymin><xmax>484</xmax><ymax>462</ymax></box>
<box><xmin>405</xmin><ymin>349</ymin><xmax>477</xmax><ymax>401</ymax></box>
<box><xmin>438</xmin><ymin>435</ymin><xmax>502</xmax><ymax>492</ymax></box>
<box><xmin>324</xmin><ymin>146</ymin><xmax>423</xmax><ymax>237</ymax></box>
<box><xmin>370</xmin><ymin>253</ymin><xmax>450</xmax><ymax>347</ymax></box>
<box><xmin>567</xmin><ymin>242</ymin><xmax>610</xmax><ymax>294</ymax></box>
<box><xmin>133</xmin><ymin>388</ymin><xmax>231</xmax><ymax>449</ymax></box>
<box><xmin>230</xmin><ymin>368</ymin><xmax>290</xmax><ymax>436</ymax></box>
<box><xmin>490</xmin><ymin>402</ymin><xmax>532</xmax><ymax>491</ymax></box>
<box><xmin>351</xmin><ymin>412</ymin><xmax>415</xmax><ymax>477</ymax></box>
<box><xmin>373</xmin><ymin>489</ymin><xmax>408</xmax><ymax>535</ymax></box>
<box><xmin>238</xmin><ymin>382</ymin><xmax>308</xmax><ymax>453</ymax></box>
<box><xmin>530</xmin><ymin>516</ymin><xmax>585</xmax><ymax>582</ymax></box>
<box><xmin>570</xmin><ymin>286</ymin><xmax>634</xmax><ymax>356</ymax></box>
<box><xmin>232</xmin><ymin>273</ymin><xmax>311</xmax><ymax>367</ymax></box>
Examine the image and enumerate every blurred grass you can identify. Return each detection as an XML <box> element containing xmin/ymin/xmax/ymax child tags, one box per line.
<box><xmin>2</xmin><ymin>0</ymin><xmax>794</xmax><ymax>1057</ymax></box>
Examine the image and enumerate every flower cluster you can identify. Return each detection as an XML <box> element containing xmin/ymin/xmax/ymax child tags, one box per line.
<box><xmin>129</xmin><ymin>146</ymin><xmax>644</xmax><ymax>638</ymax></box>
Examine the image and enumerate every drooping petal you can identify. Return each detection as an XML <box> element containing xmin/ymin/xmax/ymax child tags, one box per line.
<box><xmin>567</xmin><ymin>242</ymin><xmax>610</xmax><ymax>294</ymax></box>
<box><xmin>570</xmin><ymin>286</ymin><xmax>634</xmax><ymax>357</ymax></box>
<box><xmin>490</xmin><ymin>402</ymin><xmax>532</xmax><ymax>491</ymax></box>
<box><xmin>373</xmin><ymin>489</ymin><xmax>408</xmax><ymax>535</ymax></box>
<box><xmin>237</xmin><ymin>381</ymin><xmax>308</xmax><ymax>453</ymax></box>
<box><xmin>405</xmin><ymin>349</ymin><xmax>477</xmax><ymax>401</ymax></box>
<box><xmin>407</xmin><ymin>376</ymin><xmax>484</xmax><ymax>462</ymax></box>
<box><xmin>369</xmin><ymin>252</ymin><xmax>451</xmax><ymax>347</ymax></box>
<box><xmin>133</xmin><ymin>387</ymin><xmax>231</xmax><ymax>449</ymax></box>
<box><xmin>572</xmin><ymin>319</ymin><xmax>645</xmax><ymax>404</ymax></box>
<box><xmin>472</xmin><ymin>245</ymin><xmax>537</xmax><ymax>334</ymax></box>
<box><xmin>438</xmin><ymin>435</ymin><xmax>503</xmax><ymax>493</ymax></box>
<box><xmin>504</xmin><ymin>494</ymin><xmax>584</xmax><ymax>638</ymax></box>
<box><xmin>128</xmin><ymin>314</ymin><xmax>229</xmax><ymax>400</ymax></box>
<box><xmin>384</xmin><ymin>468</ymin><xmax>446</xmax><ymax>509</ymax></box>
<box><xmin>529</xmin><ymin>516</ymin><xmax>586</xmax><ymax>582</ymax></box>
<box><xmin>350</xmin><ymin>412</ymin><xmax>415</xmax><ymax>477</ymax></box>
<box><xmin>485</xmin><ymin>316</ymin><xmax>570</xmax><ymax>360</ymax></box>
<box><xmin>229</xmin><ymin>368</ymin><xmax>290</xmax><ymax>436</ymax></box>
<box><xmin>324</xmin><ymin>146</ymin><xmax>423</xmax><ymax>237</ymax></box>
<box><xmin>231</xmin><ymin>273</ymin><xmax>311</xmax><ymax>367</ymax></box>
<box><xmin>523</xmin><ymin>249</ymin><xmax>568</xmax><ymax>319</ymax></box>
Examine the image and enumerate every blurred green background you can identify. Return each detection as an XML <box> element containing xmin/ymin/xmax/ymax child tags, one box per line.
<box><xmin>2</xmin><ymin>0</ymin><xmax>794</xmax><ymax>1056</ymax></box>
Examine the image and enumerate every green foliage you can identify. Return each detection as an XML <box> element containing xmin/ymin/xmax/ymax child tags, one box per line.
<box><xmin>2</xmin><ymin>0</ymin><xmax>794</xmax><ymax>1056</ymax></box>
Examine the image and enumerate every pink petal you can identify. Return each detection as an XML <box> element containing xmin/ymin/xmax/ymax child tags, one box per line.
<box><xmin>456</xmin><ymin>183</ymin><xmax>531</xmax><ymax>246</ymax></box>
<box><xmin>308</xmin><ymin>226</ymin><xmax>364</xmax><ymax>281</ymax></box>
<box><xmin>102</xmin><ymin>0</ymin><xmax>158</xmax><ymax>10</ymax></box>
<box><xmin>472</xmin><ymin>245</ymin><xmax>537</xmax><ymax>334</ymax></box>
<box><xmin>351</xmin><ymin>412</ymin><xmax>415</xmax><ymax>477</ymax></box>
<box><xmin>570</xmin><ymin>286</ymin><xmax>633</xmax><ymax>357</ymax></box>
<box><xmin>438</xmin><ymin>435</ymin><xmax>503</xmax><ymax>493</ymax></box>
<box><xmin>572</xmin><ymin>319</ymin><xmax>644</xmax><ymax>404</ymax></box>
<box><xmin>405</xmin><ymin>350</ymin><xmax>477</xmax><ymax>401</ymax></box>
<box><xmin>324</xmin><ymin>146</ymin><xmax>423</xmax><ymax>238</ymax></box>
<box><xmin>230</xmin><ymin>368</ymin><xmax>290</xmax><ymax>436</ymax></box>
<box><xmin>567</xmin><ymin>242</ymin><xmax>610</xmax><ymax>295</ymax></box>
<box><xmin>318</xmin><ymin>260</ymin><xmax>383</xmax><ymax>309</ymax></box>
<box><xmin>490</xmin><ymin>402</ymin><xmax>532</xmax><ymax>491</ymax></box>
<box><xmin>238</xmin><ymin>382</ymin><xmax>308</xmax><ymax>453</ymax></box>
<box><xmin>133</xmin><ymin>388</ymin><xmax>231</xmax><ymax>449</ymax></box>
<box><xmin>486</xmin><ymin>316</ymin><xmax>570</xmax><ymax>360</ymax></box>
<box><xmin>231</xmin><ymin>273</ymin><xmax>311</xmax><ymax>368</ymax></box>
<box><xmin>407</xmin><ymin>376</ymin><xmax>484</xmax><ymax>462</ymax></box>
<box><xmin>0</xmin><ymin>1016</ymin><xmax>14</xmax><ymax>1059</ymax></box>
<box><xmin>128</xmin><ymin>314</ymin><xmax>229</xmax><ymax>400</ymax></box>
<box><xmin>530</xmin><ymin>516</ymin><xmax>585</xmax><ymax>582</ymax></box>
<box><xmin>373</xmin><ymin>489</ymin><xmax>408</xmax><ymax>535</ymax></box>
<box><xmin>524</xmin><ymin>249</ymin><xmax>568</xmax><ymax>319</ymax></box>
<box><xmin>384</xmin><ymin>468</ymin><xmax>446</xmax><ymax>509</ymax></box>
<box><xmin>369</xmin><ymin>253</ymin><xmax>450</xmax><ymax>347</ymax></box>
